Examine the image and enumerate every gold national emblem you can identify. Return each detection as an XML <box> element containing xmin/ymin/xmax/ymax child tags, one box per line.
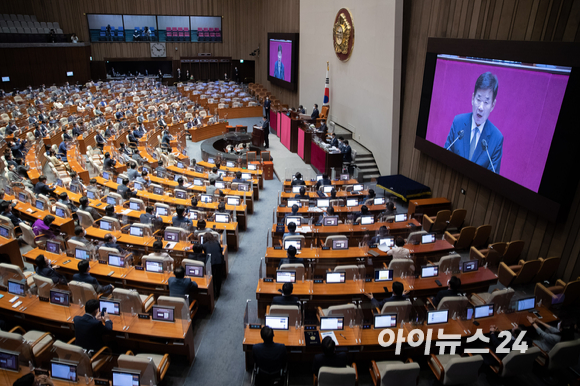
<box><xmin>333</xmin><ymin>8</ymin><xmax>354</xmax><ymax>61</ymax></box>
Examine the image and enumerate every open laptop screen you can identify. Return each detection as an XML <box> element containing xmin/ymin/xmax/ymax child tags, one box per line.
<box><xmin>326</xmin><ymin>271</ymin><xmax>346</xmax><ymax>283</ymax></box>
<box><xmin>332</xmin><ymin>239</ymin><xmax>349</xmax><ymax>250</ymax></box>
<box><xmin>152</xmin><ymin>305</ymin><xmax>175</xmax><ymax>322</ymax></box>
<box><xmin>462</xmin><ymin>260</ymin><xmax>478</xmax><ymax>273</ymax></box>
<box><xmin>374</xmin><ymin>314</ymin><xmax>397</xmax><ymax>329</ymax></box>
<box><xmin>421</xmin><ymin>265</ymin><xmax>439</xmax><ymax>278</ymax></box>
<box><xmin>0</xmin><ymin>349</ymin><xmax>19</xmax><ymax>371</ymax></box>
<box><xmin>108</xmin><ymin>254</ymin><xmax>125</xmax><ymax>268</ymax></box>
<box><xmin>265</xmin><ymin>316</ymin><xmax>289</xmax><ymax>330</ymax></box>
<box><xmin>50</xmin><ymin>289</ymin><xmax>70</xmax><ymax>306</ymax></box>
<box><xmin>129</xmin><ymin>226</ymin><xmax>144</xmax><ymax>237</ymax></box>
<box><xmin>99</xmin><ymin>299</ymin><xmax>120</xmax><ymax>315</ymax></box>
<box><xmin>112</xmin><ymin>369</ymin><xmax>140</xmax><ymax>386</ymax></box>
<box><xmin>395</xmin><ymin>214</ymin><xmax>408</xmax><ymax>222</ymax></box>
<box><xmin>7</xmin><ymin>280</ymin><xmax>25</xmax><ymax>296</ymax></box>
<box><xmin>474</xmin><ymin>304</ymin><xmax>494</xmax><ymax>319</ymax></box>
<box><xmin>421</xmin><ymin>233</ymin><xmax>436</xmax><ymax>244</ymax></box>
<box><xmin>374</xmin><ymin>269</ymin><xmax>393</xmax><ymax>282</ymax></box>
<box><xmin>323</xmin><ymin>216</ymin><xmax>338</xmax><ymax>226</ymax></box>
<box><xmin>517</xmin><ymin>297</ymin><xmax>536</xmax><ymax>312</ymax></box>
<box><xmin>51</xmin><ymin>360</ymin><xmax>77</xmax><ymax>382</ymax></box>
<box><xmin>185</xmin><ymin>264</ymin><xmax>204</xmax><ymax>277</ymax></box>
<box><xmin>75</xmin><ymin>248</ymin><xmax>91</xmax><ymax>261</ymax></box>
<box><xmin>320</xmin><ymin>316</ymin><xmax>344</xmax><ymax>330</ymax></box>
<box><xmin>427</xmin><ymin>310</ymin><xmax>449</xmax><ymax>325</ymax></box>
<box><xmin>145</xmin><ymin>261</ymin><xmax>163</xmax><ymax>273</ymax></box>
<box><xmin>276</xmin><ymin>271</ymin><xmax>296</xmax><ymax>283</ymax></box>
<box><xmin>284</xmin><ymin>239</ymin><xmax>301</xmax><ymax>251</ymax></box>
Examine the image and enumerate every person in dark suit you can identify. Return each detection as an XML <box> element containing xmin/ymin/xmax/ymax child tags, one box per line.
<box><xmin>34</xmin><ymin>175</ymin><xmax>55</xmax><ymax>196</ymax></box>
<box><xmin>117</xmin><ymin>178</ymin><xmax>134</xmax><ymax>199</ymax></box>
<box><xmin>330</xmin><ymin>133</ymin><xmax>339</xmax><ymax>148</ymax></box>
<box><xmin>311</xmin><ymin>104</ymin><xmax>320</xmax><ymax>120</ymax></box>
<box><xmin>103</xmin><ymin>152</ymin><xmax>116</xmax><ymax>170</ymax></box>
<box><xmin>278</xmin><ymin>246</ymin><xmax>304</xmax><ymax>268</ymax></box>
<box><xmin>315</xmin><ymin>174</ymin><xmax>332</xmax><ymax>189</ymax></box>
<box><xmin>272</xmin><ymin>283</ymin><xmax>299</xmax><ymax>305</ymax></box>
<box><xmin>202</xmin><ymin>232</ymin><xmax>224</xmax><ymax>298</ymax></box>
<box><xmin>291</xmin><ymin>172</ymin><xmax>306</xmax><ymax>186</ymax></box>
<box><xmin>273</xmin><ymin>45</ymin><xmax>285</xmax><ymax>80</ymax></box>
<box><xmin>365</xmin><ymin>281</ymin><xmax>410</xmax><ymax>310</ymax></box>
<box><xmin>168</xmin><ymin>266</ymin><xmax>198</xmax><ymax>297</ymax></box>
<box><xmin>262</xmin><ymin>115</ymin><xmax>270</xmax><ymax>148</ymax></box>
<box><xmin>1</xmin><ymin>201</ymin><xmax>24</xmax><ymax>227</ymax></box>
<box><xmin>432</xmin><ymin>276</ymin><xmax>461</xmax><ymax>307</ymax></box>
<box><xmin>342</xmin><ymin>140</ymin><xmax>352</xmax><ymax>163</ymax></box>
<box><xmin>284</xmin><ymin>204</ymin><xmax>300</xmax><ymax>221</ymax></box>
<box><xmin>319</xmin><ymin>119</ymin><xmax>328</xmax><ymax>135</ymax></box>
<box><xmin>294</xmin><ymin>186</ymin><xmax>309</xmax><ymax>200</ymax></box>
<box><xmin>35</xmin><ymin>254</ymin><xmax>67</xmax><ymax>285</ymax></box>
<box><xmin>253</xmin><ymin>326</ymin><xmax>287</xmax><ymax>377</ymax></box>
<box><xmin>73</xmin><ymin>299</ymin><xmax>113</xmax><ymax>352</ymax></box>
<box><xmin>102</xmin><ymin>233</ymin><xmax>126</xmax><ymax>255</ymax></box>
<box><xmin>264</xmin><ymin>97</ymin><xmax>271</xmax><ymax>120</ymax></box>
<box><xmin>443</xmin><ymin>72</ymin><xmax>503</xmax><ymax>174</ymax></box>
<box><xmin>73</xmin><ymin>260</ymin><xmax>113</xmax><ymax>295</ymax></box>
<box><xmin>312</xmin><ymin>336</ymin><xmax>348</xmax><ymax>376</ymax></box>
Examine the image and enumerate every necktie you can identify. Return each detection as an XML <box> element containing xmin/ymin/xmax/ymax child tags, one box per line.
<box><xmin>469</xmin><ymin>127</ymin><xmax>479</xmax><ymax>160</ymax></box>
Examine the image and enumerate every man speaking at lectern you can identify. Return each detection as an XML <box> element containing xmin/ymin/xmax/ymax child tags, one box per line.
<box><xmin>443</xmin><ymin>72</ymin><xmax>503</xmax><ymax>174</ymax></box>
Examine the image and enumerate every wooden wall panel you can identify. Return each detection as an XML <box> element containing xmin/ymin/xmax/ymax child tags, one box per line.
<box><xmin>400</xmin><ymin>0</ymin><xmax>580</xmax><ymax>281</ymax></box>
<box><xmin>0</xmin><ymin>0</ymin><xmax>299</xmax><ymax>106</ymax></box>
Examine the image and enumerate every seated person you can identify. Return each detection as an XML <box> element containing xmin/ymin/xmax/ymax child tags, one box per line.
<box><xmin>527</xmin><ymin>316</ymin><xmax>575</xmax><ymax>352</ymax></box>
<box><xmin>294</xmin><ymin>186</ymin><xmax>309</xmax><ymax>200</ymax></box>
<box><xmin>155</xmin><ymin>160</ymin><xmax>166</xmax><ymax>176</ymax></box>
<box><xmin>283</xmin><ymin>222</ymin><xmax>299</xmax><ymax>239</ymax></box>
<box><xmin>147</xmin><ymin>240</ymin><xmax>174</xmax><ymax>266</ymax></box>
<box><xmin>185</xmin><ymin>243</ymin><xmax>206</xmax><ymax>262</ymax></box>
<box><xmin>369</xmin><ymin>226</ymin><xmax>389</xmax><ymax>246</ymax></box>
<box><xmin>34</xmin><ymin>175</ymin><xmax>55</xmax><ymax>195</ymax></box>
<box><xmin>365</xmin><ymin>281</ymin><xmax>409</xmax><ymax>310</ymax></box>
<box><xmin>206</xmin><ymin>179</ymin><xmax>217</xmax><ymax>195</ymax></box>
<box><xmin>70</xmin><ymin>226</ymin><xmax>96</xmax><ymax>251</ymax></box>
<box><xmin>168</xmin><ymin>266</ymin><xmax>198</xmax><ymax>297</ymax></box>
<box><xmin>253</xmin><ymin>326</ymin><xmax>287</xmax><ymax>379</ymax></box>
<box><xmin>485</xmin><ymin>324</ymin><xmax>531</xmax><ymax>364</ymax></box>
<box><xmin>73</xmin><ymin>299</ymin><xmax>112</xmax><ymax>353</ymax></box>
<box><xmin>317</xmin><ymin>206</ymin><xmax>335</xmax><ymax>224</ymax></box>
<box><xmin>312</xmin><ymin>336</ymin><xmax>348</xmax><ymax>376</ymax></box>
<box><xmin>117</xmin><ymin>177</ymin><xmax>135</xmax><ymax>199</ymax></box>
<box><xmin>291</xmin><ymin>172</ymin><xmax>306</xmax><ymax>186</ymax></box>
<box><xmin>58</xmin><ymin>192</ymin><xmax>78</xmax><ymax>213</ymax></box>
<box><xmin>32</xmin><ymin>215</ymin><xmax>57</xmax><ymax>239</ymax></box>
<box><xmin>1</xmin><ymin>201</ymin><xmax>25</xmax><ymax>227</ymax></box>
<box><xmin>73</xmin><ymin>260</ymin><xmax>113</xmax><ymax>295</ymax></box>
<box><xmin>364</xmin><ymin>189</ymin><xmax>376</xmax><ymax>204</ymax></box>
<box><xmin>102</xmin><ymin>233</ymin><xmax>126</xmax><ymax>255</ymax></box>
<box><xmin>272</xmin><ymin>283</ymin><xmax>299</xmax><ymax>306</ymax></box>
<box><xmin>140</xmin><ymin>205</ymin><xmax>161</xmax><ymax>224</ymax></box>
<box><xmin>208</xmin><ymin>167</ymin><xmax>220</xmax><ymax>182</ymax></box>
<box><xmin>135</xmin><ymin>170</ymin><xmax>150</xmax><ymax>187</ymax></box>
<box><xmin>172</xmin><ymin>205</ymin><xmax>193</xmax><ymax>229</ymax></box>
<box><xmin>79</xmin><ymin>196</ymin><xmax>101</xmax><ymax>220</ymax></box>
<box><xmin>284</xmin><ymin>204</ymin><xmax>300</xmax><ymax>221</ymax></box>
<box><xmin>315</xmin><ymin>174</ymin><xmax>332</xmax><ymax>189</ymax></box>
<box><xmin>194</xmin><ymin>219</ymin><xmax>209</xmax><ymax>238</ymax></box>
<box><xmin>35</xmin><ymin>254</ymin><xmax>67</xmax><ymax>285</ymax></box>
<box><xmin>432</xmin><ymin>276</ymin><xmax>461</xmax><ymax>307</ymax></box>
<box><xmin>103</xmin><ymin>152</ymin><xmax>116</xmax><ymax>170</ymax></box>
<box><xmin>127</xmin><ymin>162</ymin><xmax>139</xmax><ymax>181</ymax></box>
<box><xmin>87</xmin><ymin>178</ymin><xmax>102</xmax><ymax>197</ymax></box>
<box><xmin>278</xmin><ymin>246</ymin><xmax>304</xmax><ymax>268</ymax></box>
<box><xmin>386</xmin><ymin>236</ymin><xmax>411</xmax><ymax>260</ymax></box>
<box><xmin>232</xmin><ymin>171</ymin><xmax>245</xmax><ymax>183</ymax></box>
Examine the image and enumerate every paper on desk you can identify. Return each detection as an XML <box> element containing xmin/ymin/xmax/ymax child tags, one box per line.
<box><xmin>308</xmin><ymin>207</ymin><xmax>323</xmax><ymax>213</ymax></box>
<box><xmin>321</xmin><ymin>331</ymin><xmax>339</xmax><ymax>346</ymax></box>
<box><xmin>298</xmin><ymin>226</ymin><xmax>312</xmax><ymax>233</ymax></box>
<box><xmin>120</xmin><ymin>209</ymin><xmax>132</xmax><ymax>215</ymax></box>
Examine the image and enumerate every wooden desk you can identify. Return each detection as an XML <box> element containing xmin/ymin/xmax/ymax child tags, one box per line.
<box><xmin>275</xmin><ymin>204</ymin><xmax>387</xmax><ymax>221</ymax></box>
<box><xmin>1</xmin><ymin>367</ymin><xmax>95</xmax><ymax>385</ymax></box>
<box><xmin>217</xmin><ymin>105</ymin><xmax>263</xmax><ymax>119</ymax></box>
<box><xmin>0</xmin><ymin>289</ymin><xmax>196</xmax><ymax>363</ymax></box>
<box><xmin>407</xmin><ymin>197</ymin><xmax>452</xmax><ymax>217</ymax></box>
<box><xmin>310</xmin><ymin>140</ymin><xmax>343</xmax><ymax>175</ymax></box>
<box><xmin>189</xmin><ymin>122</ymin><xmax>228</xmax><ymax>142</ymax></box>
<box><xmin>255</xmin><ymin>268</ymin><xmax>495</xmax><ymax>316</ymax></box>
<box><xmin>197</xmin><ymin>160</ymin><xmax>264</xmax><ymax>189</ymax></box>
<box><xmin>282</xmin><ymin>178</ymin><xmax>359</xmax><ymax>191</ymax></box>
<box><xmin>23</xmin><ymin>248</ymin><xmax>216</xmax><ymax>313</ymax></box>
<box><xmin>0</xmin><ymin>236</ymin><xmax>22</xmax><ymax>269</ymax></box>
<box><xmin>242</xmin><ymin>304</ymin><xmax>557</xmax><ymax>369</ymax></box>
<box><xmin>7</xmin><ymin>195</ymin><xmax>75</xmax><ymax>236</ymax></box>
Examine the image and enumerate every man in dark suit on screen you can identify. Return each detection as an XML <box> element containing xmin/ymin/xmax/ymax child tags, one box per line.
<box><xmin>443</xmin><ymin>72</ymin><xmax>503</xmax><ymax>174</ymax></box>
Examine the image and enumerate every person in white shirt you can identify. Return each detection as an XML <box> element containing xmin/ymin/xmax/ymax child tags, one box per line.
<box><xmin>387</xmin><ymin>236</ymin><xmax>414</xmax><ymax>272</ymax></box>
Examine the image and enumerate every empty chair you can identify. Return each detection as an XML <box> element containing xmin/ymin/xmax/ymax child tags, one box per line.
<box><xmin>406</xmin><ymin>230</ymin><xmax>427</xmax><ymax>245</ymax></box>
<box><xmin>502</xmin><ymin>240</ymin><xmax>525</xmax><ymax>266</ymax></box>
<box><xmin>77</xmin><ymin>210</ymin><xmax>95</xmax><ymax>229</ymax></box>
<box><xmin>422</xmin><ymin>210</ymin><xmax>451</xmax><ymax>233</ymax></box>
<box><xmin>68</xmin><ymin>280</ymin><xmax>99</xmax><ymax>304</ymax></box>
<box><xmin>315</xmin><ymin>365</ymin><xmax>358</xmax><ymax>386</ymax></box>
<box><xmin>53</xmin><ymin>340</ymin><xmax>112</xmax><ymax>378</ymax></box>
<box><xmin>0</xmin><ymin>327</ymin><xmax>54</xmax><ymax>365</ymax></box>
<box><xmin>370</xmin><ymin>359</ymin><xmax>420</xmax><ymax>386</ymax></box>
<box><xmin>282</xmin><ymin>234</ymin><xmax>305</xmax><ymax>246</ymax></box>
<box><xmin>279</xmin><ymin>263</ymin><xmax>305</xmax><ymax>280</ymax></box>
<box><xmin>157</xmin><ymin>295</ymin><xmax>198</xmax><ymax>321</ymax></box>
<box><xmin>498</xmin><ymin>259</ymin><xmax>542</xmax><ymax>287</ymax></box>
<box><xmin>431</xmin><ymin>254</ymin><xmax>461</xmax><ymax>273</ymax></box>
<box><xmin>488</xmin><ymin>346</ymin><xmax>541</xmax><ymax>378</ymax></box>
<box><xmin>470</xmin><ymin>287</ymin><xmax>514</xmax><ymax>310</ymax></box>
<box><xmin>117</xmin><ymin>351</ymin><xmax>170</xmax><ymax>386</ymax></box>
<box><xmin>444</xmin><ymin>226</ymin><xmax>476</xmax><ymax>250</ymax></box>
<box><xmin>378</xmin><ymin>300</ymin><xmax>412</xmax><ymax>321</ymax></box>
<box><xmin>333</xmin><ymin>265</ymin><xmax>360</xmax><ymax>281</ymax></box>
<box><xmin>471</xmin><ymin>224</ymin><xmax>492</xmax><ymax>248</ymax></box>
<box><xmin>428</xmin><ymin>353</ymin><xmax>483</xmax><ymax>385</ymax></box>
<box><xmin>535</xmin><ymin>277</ymin><xmax>580</xmax><ymax>308</ymax></box>
<box><xmin>113</xmin><ymin>288</ymin><xmax>154</xmax><ymax>313</ymax></box>
<box><xmin>96</xmin><ymin>246</ymin><xmax>119</xmax><ymax>261</ymax></box>
<box><xmin>142</xmin><ymin>254</ymin><xmax>172</xmax><ymax>271</ymax></box>
<box><xmin>33</xmin><ymin>274</ymin><xmax>56</xmax><ymax>297</ymax></box>
<box><xmin>431</xmin><ymin>296</ymin><xmax>469</xmax><ymax>315</ymax></box>
<box><xmin>470</xmin><ymin>242</ymin><xmax>507</xmax><ymax>268</ymax></box>
<box><xmin>532</xmin><ymin>256</ymin><xmax>560</xmax><ymax>283</ymax></box>
<box><xmin>267</xmin><ymin>304</ymin><xmax>300</xmax><ymax>326</ymax></box>
<box><xmin>535</xmin><ymin>338</ymin><xmax>580</xmax><ymax>372</ymax></box>
<box><xmin>318</xmin><ymin>303</ymin><xmax>358</xmax><ymax>326</ymax></box>
<box><xmin>324</xmin><ymin>235</ymin><xmax>348</xmax><ymax>247</ymax></box>
<box><xmin>388</xmin><ymin>259</ymin><xmax>414</xmax><ymax>277</ymax></box>
<box><xmin>0</xmin><ymin>263</ymin><xmax>34</xmax><ymax>287</ymax></box>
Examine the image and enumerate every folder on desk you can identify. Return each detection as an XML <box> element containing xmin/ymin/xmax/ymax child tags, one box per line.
<box><xmin>164</xmin><ymin>242</ymin><xmax>177</xmax><ymax>249</ymax></box>
<box><xmin>304</xmin><ymin>331</ymin><xmax>321</xmax><ymax>346</ymax></box>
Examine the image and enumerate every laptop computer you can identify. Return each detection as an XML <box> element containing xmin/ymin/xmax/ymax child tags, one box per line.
<box><xmin>75</xmin><ymin>247</ymin><xmax>91</xmax><ymax>261</ymax></box>
<box><xmin>265</xmin><ymin>316</ymin><xmax>289</xmax><ymax>330</ymax></box>
<box><xmin>51</xmin><ymin>360</ymin><xmax>78</xmax><ymax>382</ymax></box>
<box><xmin>285</xmin><ymin>216</ymin><xmax>301</xmax><ymax>226</ymax></box>
<box><xmin>374</xmin><ymin>314</ymin><xmax>397</xmax><ymax>329</ymax></box>
<box><xmin>516</xmin><ymin>297</ymin><xmax>536</xmax><ymax>312</ymax></box>
<box><xmin>7</xmin><ymin>280</ymin><xmax>25</xmax><ymax>296</ymax></box>
<box><xmin>49</xmin><ymin>289</ymin><xmax>70</xmax><ymax>307</ymax></box>
<box><xmin>360</xmin><ymin>216</ymin><xmax>374</xmax><ymax>225</ymax></box>
<box><xmin>276</xmin><ymin>271</ymin><xmax>296</xmax><ymax>283</ymax></box>
<box><xmin>129</xmin><ymin>226</ymin><xmax>144</xmax><ymax>237</ymax></box>
<box><xmin>427</xmin><ymin>310</ymin><xmax>449</xmax><ymax>325</ymax></box>
<box><xmin>100</xmin><ymin>220</ymin><xmax>113</xmax><ymax>230</ymax></box>
<box><xmin>227</xmin><ymin>197</ymin><xmax>240</xmax><ymax>206</ymax></box>
<box><xmin>46</xmin><ymin>239</ymin><xmax>60</xmax><ymax>254</ymax></box>
<box><xmin>323</xmin><ymin>216</ymin><xmax>339</xmax><ymax>226</ymax></box>
<box><xmin>326</xmin><ymin>271</ymin><xmax>346</xmax><ymax>283</ymax></box>
<box><xmin>320</xmin><ymin>316</ymin><xmax>344</xmax><ymax>330</ymax></box>
<box><xmin>99</xmin><ymin>299</ymin><xmax>121</xmax><ymax>315</ymax></box>
<box><xmin>332</xmin><ymin>239</ymin><xmax>349</xmax><ymax>250</ymax></box>
<box><xmin>112</xmin><ymin>368</ymin><xmax>140</xmax><ymax>386</ymax></box>
<box><xmin>152</xmin><ymin>305</ymin><xmax>175</xmax><ymax>322</ymax></box>
<box><xmin>346</xmin><ymin>198</ymin><xmax>359</xmax><ymax>207</ymax></box>
<box><xmin>421</xmin><ymin>265</ymin><xmax>439</xmax><ymax>278</ymax></box>
<box><xmin>318</xmin><ymin>198</ymin><xmax>330</xmax><ymax>207</ymax></box>
<box><xmin>145</xmin><ymin>260</ymin><xmax>163</xmax><ymax>273</ymax></box>
<box><xmin>421</xmin><ymin>233</ymin><xmax>436</xmax><ymax>244</ymax></box>
<box><xmin>108</xmin><ymin>254</ymin><xmax>125</xmax><ymax>268</ymax></box>
<box><xmin>54</xmin><ymin>207</ymin><xmax>66</xmax><ymax>218</ymax></box>
<box><xmin>395</xmin><ymin>214</ymin><xmax>408</xmax><ymax>222</ymax></box>
<box><xmin>374</xmin><ymin>269</ymin><xmax>394</xmax><ymax>282</ymax></box>
<box><xmin>462</xmin><ymin>260</ymin><xmax>478</xmax><ymax>273</ymax></box>
<box><xmin>374</xmin><ymin>197</ymin><xmax>386</xmax><ymax>205</ymax></box>
<box><xmin>215</xmin><ymin>214</ymin><xmax>229</xmax><ymax>223</ymax></box>
<box><xmin>284</xmin><ymin>239</ymin><xmax>301</xmax><ymax>251</ymax></box>
<box><xmin>379</xmin><ymin>237</ymin><xmax>395</xmax><ymax>248</ymax></box>
<box><xmin>155</xmin><ymin>206</ymin><xmax>169</xmax><ymax>216</ymax></box>
<box><xmin>185</xmin><ymin>264</ymin><xmax>204</xmax><ymax>277</ymax></box>
<box><xmin>474</xmin><ymin>304</ymin><xmax>494</xmax><ymax>319</ymax></box>
<box><xmin>0</xmin><ymin>349</ymin><xmax>19</xmax><ymax>372</ymax></box>
<box><xmin>287</xmin><ymin>199</ymin><xmax>302</xmax><ymax>207</ymax></box>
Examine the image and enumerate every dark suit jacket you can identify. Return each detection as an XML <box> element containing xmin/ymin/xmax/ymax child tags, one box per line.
<box><xmin>73</xmin><ymin>314</ymin><xmax>113</xmax><ymax>352</ymax></box>
<box><xmin>253</xmin><ymin>342</ymin><xmax>287</xmax><ymax>374</ymax></box>
<box><xmin>272</xmin><ymin>295</ymin><xmax>299</xmax><ymax>306</ymax></box>
<box><xmin>36</xmin><ymin>266</ymin><xmax>67</xmax><ymax>285</ymax></box>
<box><xmin>432</xmin><ymin>289</ymin><xmax>460</xmax><ymax>307</ymax></box>
<box><xmin>34</xmin><ymin>181</ymin><xmax>55</xmax><ymax>195</ymax></box>
<box><xmin>311</xmin><ymin>108</ymin><xmax>320</xmax><ymax>120</ymax></box>
<box><xmin>443</xmin><ymin>113</ymin><xmax>503</xmax><ymax>174</ymax></box>
<box><xmin>168</xmin><ymin>277</ymin><xmax>198</xmax><ymax>297</ymax></box>
<box><xmin>262</xmin><ymin>119</ymin><xmax>270</xmax><ymax>135</ymax></box>
<box><xmin>371</xmin><ymin>294</ymin><xmax>409</xmax><ymax>310</ymax></box>
<box><xmin>342</xmin><ymin>145</ymin><xmax>352</xmax><ymax>163</ymax></box>
<box><xmin>312</xmin><ymin>352</ymin><xmax>348</xmax><ymax>375</ymax></box>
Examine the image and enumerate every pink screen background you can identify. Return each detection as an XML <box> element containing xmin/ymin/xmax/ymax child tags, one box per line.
<box><xmin>426</xmin><ymin>58</ymin><xmax>569</xmax><ymax>193</ymax></box>
<box><xmin>269</xmin><ymin>40</ymin><xmax>292</xmax><ymax>82</ymax></box>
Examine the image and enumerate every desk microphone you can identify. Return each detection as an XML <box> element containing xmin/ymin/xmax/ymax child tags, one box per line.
<box><xmin>481</xmin><ymin>139</ymin><xmax>496</xmax><ymax>173</ymax></box>
<box><xmin>445</xmin><ymin>130</ymin><xmax>464</xmax><ymax>150</ymax></box>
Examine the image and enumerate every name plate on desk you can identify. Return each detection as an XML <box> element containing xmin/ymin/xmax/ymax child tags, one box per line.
<box><xmin>321</xmin><ymin>246</ymin><xmax>330</xmax><ymax>250</ymax></box>
<box><xmin>135</xmin><ymin>265</ymin><xmax>144</xmax><ymax>271</ymax></box>
<box><xmin>94</xmin><ymin>379</ymin><xmax>110</xmax><ymax>386</ymax></box>
<box><xmin>98</xmin><ymin>260</ymin><xmax>107</xmax><ymax>264</ymax></box>
<box><xmin>39</xmin><ymin>296</ymin><xmax>49</xmax><ymax>302</ymax></box>
<box><xmin>278</xmin><ymin>204</ymin><xmax>286</xmax><ymax>208</ymax></box>
<box><xmin>263</xmin><ymin>278</ymin><xmax>273</xmax><ymax>283</ymax></box>
<box><xmin>138</xmin><ymin>313</ymin><xmax>150</xmax><ymax>320</ymax></box>
<box><xmin>304</xmin><ymin>325</ymin><xmax>317</xmax><ymax>331</ymax></box>
<box><xmin>249</xmin><ymin>323</ymin><xmax>262</xmax><ymax>329</ymax></box>
<box><xmin>362</xmin><ymin>324</ymin><xmax>372</xmax><ymax>329</ymax></box>
<box><xmin>353</xmin><ymin>222</ymin><xmax>359</xmax><ymax>226</ymax></box>
<box><xmin>314</xmin><ymin>279</ymin><xmax>323</xmax><ymax>283</ymax></box>
<box><xmin>273</xmin><ymin>246</ymin><xmax>282</xmax><ymax>250</ymax></box>
<box><xmin>365</xmin><ymin>278</ymin><xmax>372</xmax><ymax>282</ymax></box>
